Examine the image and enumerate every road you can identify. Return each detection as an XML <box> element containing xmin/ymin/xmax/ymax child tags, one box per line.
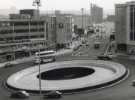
<box><xmin>0</xmin><ymin>35</ymin><xmax>135</xmax><ymax>100</ymax></box>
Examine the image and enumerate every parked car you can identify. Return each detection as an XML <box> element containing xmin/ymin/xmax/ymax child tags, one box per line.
<box><xmin>4</xmin><ymin>62</ymin><xmax>14</xmax><ymax>68</ymax></box>
<box><xmin>94</xmin><ymin>41</ymin><xmax>101</xmax><ymax>49</ymax></box>
<box><xmin>80</xmin><ymin>42</ymin><xmax>89</xmax><ymax>46</ymax></box>
<box><xmin>97</xmin><ymin>54</ymin><xmax>112</xmax><ymax>60</ymax></box>
<box><xmin>10</xmin><ymin>91</ymin><xmax>29</xmax><ymax>98</ymax></box>
<box><xmin>43</xmin><ymin>91</ymin><xmax>62</xmax><ymax>98</ymax></box>
<box><xmin>132</xmin><ymin>80</ymin><xmax>135</xmax><ymax>86</ymax></box>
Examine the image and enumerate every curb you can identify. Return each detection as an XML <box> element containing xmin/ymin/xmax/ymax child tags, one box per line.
<box><xmin>6</xmin><ymin>60</ymin><xmax>129</xmax><ymax>95</ymax></box>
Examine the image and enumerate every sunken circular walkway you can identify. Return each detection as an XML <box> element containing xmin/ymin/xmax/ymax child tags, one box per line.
<box><xmin>6</xmin><ymin>60</ymin><xmax>128</xmax><ymax>93</ymax></box>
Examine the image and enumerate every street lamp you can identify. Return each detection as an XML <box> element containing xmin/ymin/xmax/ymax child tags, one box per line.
<box><xmin>81</xmin><ymin>8</ymin><xmax>84</xmax><ymax>29</ymax></box>
<box><xmin>33</xmin><ymin>0</ymin><xmax>41</xmax><ymax>7</ymax></box>
<box><xmin>32</xmin><ymin>0</ymin><xmax>42</xmax><ymax>95</ymax></box>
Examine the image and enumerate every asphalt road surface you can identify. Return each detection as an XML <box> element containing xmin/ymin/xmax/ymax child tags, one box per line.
<box><xmin>1</xmin><ymin>36</ymin><xmax>135</xmax><ymax>100</ymax></box>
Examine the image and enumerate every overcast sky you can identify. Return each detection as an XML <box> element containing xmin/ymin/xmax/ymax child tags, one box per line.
<box><xmin>0</xmin><ymin>0</ymin><xmax>132</xmax><ymax>11</ymax></box>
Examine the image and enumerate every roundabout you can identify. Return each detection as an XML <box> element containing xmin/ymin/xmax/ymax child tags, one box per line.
<box><xmin>6</xmin><ymin>60</ymin><xmax>128</xmax><ymax>93</ymax></box>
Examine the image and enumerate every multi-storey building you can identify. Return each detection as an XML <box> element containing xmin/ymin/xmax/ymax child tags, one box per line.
<box><xmin>91</xmin><ymin>4</ymin><xmax>103</xmax><ymax>24</ymax></box>
<box><xmin>115</xmin><ymin>1</ymin><xmax>135</xmax><ymax>54</ymax></box>
<box><xmin>41</xmin><ymin>15</ymin><xmax>57</xmax><ymax>48</ymax></box>
<box><xmin>0</xmin><ymin>19</ymin><xmax>48</xmax><ymax>62</ymax></box>
<box><xmin>0</xmin><ymin>9</ymin><xmax>56</xmax><ymax>62</ymax></box>
<box><xmin>55</xmin><ymin>11</ymin><xmax>73</xmax><ymax>47</ymax></box>
<box><xmin>41</xmin><ymin>11</ymin><xmax>74</xmax><ymax>48</ymax></box>
<box><xmin>0</xmin><ymin>9</ymin><xmax>73</xmax><ymax>62</ymax></box>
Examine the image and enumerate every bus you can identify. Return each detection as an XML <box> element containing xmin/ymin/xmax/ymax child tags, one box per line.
<box><xmin>34</xmin><ymin>50</ymin><xmax>56</xmax><ymax>64</ymax></box>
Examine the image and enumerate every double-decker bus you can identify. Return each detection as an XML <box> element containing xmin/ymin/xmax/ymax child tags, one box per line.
<box><xmin>34</xmin><ymin>50</ymin><xmax>56</xmax><ymax>64</ymax></box>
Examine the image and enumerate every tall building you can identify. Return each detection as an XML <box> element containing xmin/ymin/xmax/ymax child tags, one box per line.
<box><xmin>55</xmin><ymin>10</ymin><xmax>73</xmax><ymax>47</ymax></box>
<box><xmin>115</xmin><ymin>1</ymin><xmax>135</xmax><ymax>54</ymax></box>
<box><xmin>41</xmin><ymin>11</ymin><xmax>73</xmax><ymax>47</ymax></box>
<box><xmin>91</xmin><ymin>4</ymin><xmax>103</xmax><ymax>24</ymax></box>
<box><xmin>41</xmin><ymin>15</ymin><xmax>57</xmax><ymax>47</ymax></box>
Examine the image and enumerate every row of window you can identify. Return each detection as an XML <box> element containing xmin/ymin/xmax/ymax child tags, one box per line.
<box><xmin>0</xmin><ymin>21</ymin><xmax>45</xmax><ymax>27</ymax></box>
<box><xmin>0</xmin><ymin>42</ymin><xmax>47</xmax><ymax>50</ymax></box>
<box><xmin>0</xmin><ymin>28</ymin><xmax>44</xmax><ymax>34</ymax></box>
<box><xmin>130</xmin><ymin>32</ymin><xmax>135</xmax><ymax>41</ymax></box>
<box><xmin>130</xmin><ymin>6</ymin><xmax>135</xmax><ymax>41</ymax></box>
<box><xmin>0</xmin><ymin>35</ymin><xmax>45</xmax><ymax>42</ymax></box>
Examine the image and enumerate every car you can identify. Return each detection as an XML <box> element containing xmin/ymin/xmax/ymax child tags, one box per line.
<box><xmin>97</xmin><ymin>54</ymin><xmax>112</xmax><ymax>60</ymax></box>
<box><xmin>80</xmin><ymin>43</ymin><xmax>89</xmax><ymax>47</ymax></box>
<box><xmin>85</xmin><ymin>43</ymin><xmax>89</xmax><ymax>46</ymax></box>
<box><xmin>132</xmin><ymin>80</ymin><xmax>135</xmax><ymax>86</ymax></box>
<box><xmin>4</xmin><ymin>62</ymin><xmax>14</xmax><ymax>68</ymax></box>
<box><xmin>10</xmin><ymin>91</ymin><xmax>29</xmax><ymax>98</ymax></box>
<box><xmin>94</xmin><ymin>42</ymin><xmax>101</xmax><ymax>49</ymax></box>
<box><xmin>43</xmin><ymin>91</ymin><xmax>62</xmax><ymax>98</ymax></box>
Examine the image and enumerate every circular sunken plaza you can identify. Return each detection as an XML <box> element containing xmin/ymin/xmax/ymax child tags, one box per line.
<box><xmin>6</xmin><ymin>60</ymin><xmax>128</xmax><ymax>93</ymax></box>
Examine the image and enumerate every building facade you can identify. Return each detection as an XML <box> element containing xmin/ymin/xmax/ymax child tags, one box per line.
<box><xmin>115</xmin><ymin>1</ymin><xmax>135</xmax><ymax>54</ymax></box>
<box><xmin>55</xmin><ymin>11</ymin><xmax>73</xmax><ymax>47</ymax></box>
<box><xmin>0</xmin><ymin>9</ymin><xmax>57</xmax><ymax>62</ymax></box>
<box><xmin>41</xmin><ymin>15</ymin><xmax>57</xmax><ymax>48</ymax></box>
<box><xmin>0</xmin><ymin>19</ymin><xmax>49</xmax><ymax>62</ymax></box>
<box><xmin>41</xmin><ymin>11</ymin><xmax>74</xmax><ymax>48</ymax></box>
<box><xmin>0</xmin><ymin>9</ymin><xmax>74</xmax><ymax>62</ymax></box>
<box><xmin>91</xmin><ymin>4</ymin><xmax>103</xmax><ymax>24</ymax></box>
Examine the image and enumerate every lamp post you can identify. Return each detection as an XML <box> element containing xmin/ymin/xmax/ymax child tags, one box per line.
<box><xmin>81</xmin><ymin>8</ymin><xmax>84</xmax><ymax>29</ymax></box>
<box><xmin>32</xmin><ymin>0</ymin><xmax>42</xmax><ymax>95</ymax></box>
<box><xmin>12</xmin><ymin>22</ymin><xmax>16</xmax><ymax>61</ymax></box>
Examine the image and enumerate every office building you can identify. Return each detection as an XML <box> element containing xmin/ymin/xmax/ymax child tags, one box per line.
<box><xmin>115</xmin><ymin>1</ymin><xmax>135</xmax><ymax>54</ymax></box>
<box><xmin>0</xmin><ymin>9</ymin><xmax>57</xmax><ymax>62</ymax></box>
<box><xmin>91</xmin><ymin>4</ymin><xmax>103</xmax><ymax>24</ymax></box>
<box><xmin>0</xmin><ymin>9</ymin><xmax>73</xmax><ymax>62</ymax></box>
<box><xmin>0</xmin><ymin>19</ymin><xmax>48</xmax><ymax>62</ymax></box>
<box><xmin>55</xmin><ymin>11</ymin><xmax>73</xmax><ymax>47</ymax></box>
<box><xmin>41</xmin><ymin>11</ymin><xmax>73</xmax><ymax>48</ymax></box>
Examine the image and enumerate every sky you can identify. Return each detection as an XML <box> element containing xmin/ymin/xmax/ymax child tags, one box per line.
<box><xmin>0</xmin><ymin>0</ymin><xmax>132</xmax><ymax>11</ymax></box>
